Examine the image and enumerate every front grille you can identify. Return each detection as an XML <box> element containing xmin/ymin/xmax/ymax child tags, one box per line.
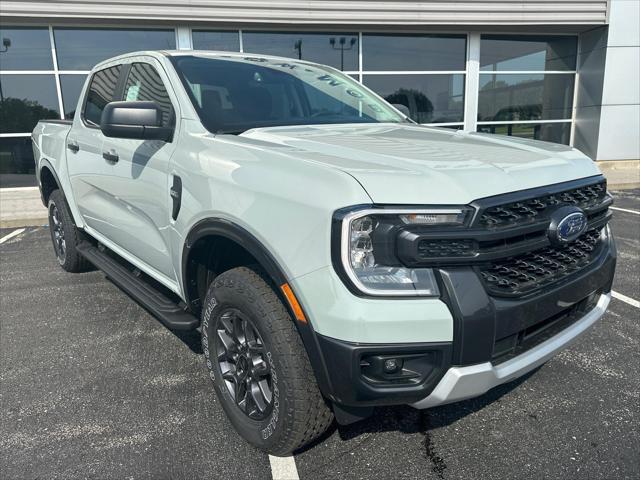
<box><xmin>478</xmin><ymin>181</ymin><xmax>607</xmax><ymax>229</ymax></box>
<box><xmin>417</xmin><ymin>239</ymin><xmax>476</xmax><ymax>259</ymax></box>
<box><xmin>479</xmin><ymin>228</ymin><xmax>603</xmax><ymax>296</ymax></box>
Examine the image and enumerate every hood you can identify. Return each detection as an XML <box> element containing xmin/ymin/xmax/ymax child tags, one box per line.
<box><xmin>240</xmin><ymin>123</ymin><xmax>602</xmax><ymax>205</ymax></box>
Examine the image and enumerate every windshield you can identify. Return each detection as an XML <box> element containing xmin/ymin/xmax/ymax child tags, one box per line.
<box><xmin>170</xmin><ymin>55</ymin><xmax>406</xmax><ymax>134</ymax></box>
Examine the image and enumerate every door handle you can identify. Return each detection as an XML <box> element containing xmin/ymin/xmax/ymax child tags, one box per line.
<box><xmin>102</xmin><ymin>150</ymin><xmax>119</xmax><ymax>163</ymax></box>
<box><xmin>67</xmin><ymin>141</ymin><xmax>79</xmax><ymax>153</ymax></box>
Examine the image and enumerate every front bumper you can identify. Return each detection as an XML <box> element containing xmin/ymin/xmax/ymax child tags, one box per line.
<box><xmin>411</xmin><ymin>292</ymin><xmax>610</xmax><ymax>408</ymax></box>
<box><xmin>305</xmin><ymin>230</ymin><xmax>615</xmax><ymax>410</ymax></box>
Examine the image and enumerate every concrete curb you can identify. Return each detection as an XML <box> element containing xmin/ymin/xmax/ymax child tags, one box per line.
<box><xmin>0</xmin><ymin>218</ymin><xmax>48</xmax><ymax>228</ymax></box>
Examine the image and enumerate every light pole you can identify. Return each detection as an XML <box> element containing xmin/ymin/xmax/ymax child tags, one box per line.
<box><xmin>293</xmin><ymin>39</ymin><xmax>302</xmax><ymax>60</ymax></box>
<box><xmin>0</xmin><ymin>38</ymin><xmax>11</xmax><ymax>102</ymax></box>
<box><xmin>329</xmin><ymin>36</ymin><xmax>356</xmax><ymax>71</ymax></box>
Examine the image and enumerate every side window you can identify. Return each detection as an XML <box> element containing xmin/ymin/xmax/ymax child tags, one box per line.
<box><xmin>83</xmin><ymin>65</ymin><xmax>121</xmax><ymax>126</ymax></box>
<box><xmin>123</xmin><ymin>63</ymin><xmax>173</xmax><ymax>127</ymax></box>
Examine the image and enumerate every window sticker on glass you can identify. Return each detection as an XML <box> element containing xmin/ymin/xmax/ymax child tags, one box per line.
<box><xmin>126</xmin><ymin>84</ymin><xmax>140</xmax><ymax>101</ymax></box>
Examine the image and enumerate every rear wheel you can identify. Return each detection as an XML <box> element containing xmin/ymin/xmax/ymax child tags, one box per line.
<box><xmin>47</xmin><ymin>190</ymin><xmax>92</xmax><ymax>273</ymax></box>
<box><xmin>201</xmin><ymin>266</ymin><xmax>333</xmax><ymax>455</ymax></box>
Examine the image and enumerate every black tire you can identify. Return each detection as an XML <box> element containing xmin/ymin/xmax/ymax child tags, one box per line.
<box><xmin>201</xmin><ymin>266</ymin><xmax>333</xmax><ymax>455</ymax></box>
<box><xmin>47</xmin><ymin>189</ymin><xmax>92</xmax><ymax>273</ymax></box>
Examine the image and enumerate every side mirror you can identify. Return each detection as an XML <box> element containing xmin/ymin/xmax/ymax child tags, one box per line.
<box><xmin>100</xmin><ymin>101</ymin><xmax>173</xmax><ymax>141</ymax></box>
<box><xmin>392</xmin><ymin>103</ymin><xmax>411</xmax><ymax>118</ymax></box>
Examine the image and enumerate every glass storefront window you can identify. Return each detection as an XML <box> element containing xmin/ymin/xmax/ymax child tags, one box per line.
<box><xmin>242</xmin><ymin>32</ymin><xmax>359</xmax><ymax>71</ymax></box>
<box><xmin>192</xmin><ymin>30</ymin><xmax>240</xmax><ymax>52</ymax></box>
<box><xmin>363</xmin><ymin>34</ymin><xmax>466</xmax><ymax>71</ymax></box>
<box><xmin>0</xmin><ymin>75</ymin><xmax>59</xmax><ymax>133</ymax></box>
<box><xmin>477</xmin><ymin>122</ymin><xmax>571</xmax><ymax>145</ymax></box>
<box><xmin>363</xmin><ymin>74</ymin><xmax>465</xmax><ymax>123</ymax></box>
<box><xmin>60</xmin><ymin>74</ymin><xmax>87</xmax><ymax>119</ymax></box>
<box><xmin>477</xmin><ymin>73</ymin><xmax>574</xmax><ymax>122</ymax></box>
<box><xmin>0</xmin><ymin>137</ymin><xmax>37</xmax><ymax>187</ymax></box>
<box><xmin>53</xmin><ymin>28</ymin><xmax>176</xmax><ymax>70</ymax></box>
<box><xmin>480</xmin><ymin>35</ymin><xmax>578</xmax><ymax>71</ymax></box>
<box><xmin>0</xmin><ymin>27</ymin><xmax>53</xmax><ymax>70</ymax></box>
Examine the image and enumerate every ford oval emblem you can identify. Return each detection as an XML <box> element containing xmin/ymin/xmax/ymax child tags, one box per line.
<box><xmin>548</xmin><ymin>206</ymin><xmax>588</xmax><ymax>246</ymax></box>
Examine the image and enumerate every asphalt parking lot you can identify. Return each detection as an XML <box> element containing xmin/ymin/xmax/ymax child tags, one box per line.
<box><xmin>1</xmin><ymin>190</ymin><xmax>639</xmax><ymax>480</ymax></box>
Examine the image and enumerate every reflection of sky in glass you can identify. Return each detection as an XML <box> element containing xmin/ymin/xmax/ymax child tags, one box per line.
<box><xmin>0</xmin><ymin>27</ymin><xmax>53</xmax><ymax>70</ymax></box>
<box><xmin>54</xmin><ymin>28</ymin><xmax>176</xmax><ymax>70</ymax></box>
<box><xmin>60</xmin><ymin>74</ymin><xmax>87</xmax><ymax>118</ymax></box>
<box><xmin>479</xmin><ymin>73</ymin><xmax>544</xmax><ymax>88</ymax></box>
<box><xmin>481</xmin><ymin>51</ymin><xmax>546</xmax><ymax>71</ymax></box>
<box><xmin>242</xmin><ymin>32</ymin><xmax>358</xmax><ymax>70</ymax></box>
<box><xmin>192</xmin><ymin>31</ymin><xmax>240</xmax><ymax>52</ymax></box>
<box><xmin>480</xmin><ymin>35</ymin><xmax>577</xmax><ymax>71</ymax></box>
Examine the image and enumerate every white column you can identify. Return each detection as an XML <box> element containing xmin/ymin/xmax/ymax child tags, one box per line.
<box><xmin>463</xmin><ymin>32</ymin><xmax>480</xmax><ymax>132</ymax></box>
<box><xmin>176</xmin><ymin>26</ymin><xmax>193</xmax><ymax>50</ymax></box>
<box><xmin>49</xmin><ymin>26</ymin><xmax>65</xmax><ymax>119</ymax></box>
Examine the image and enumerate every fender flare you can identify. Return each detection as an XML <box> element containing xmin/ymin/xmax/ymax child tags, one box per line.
<box><xmin>38</xmin><ymin>158</ymin><xmax>63</xmax><ymax>206</ymax></box>
<box><xmin>181</xmin><ymin>217</ymin><xmax>337</xmax><ymax>401</ymax></box>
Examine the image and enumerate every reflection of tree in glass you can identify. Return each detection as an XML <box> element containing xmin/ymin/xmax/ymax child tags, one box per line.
<box><xmin>384</xmin><ymin>88</ymin><xmax>433</xmax><ymax>123</ymax></box>
<box><xmin>0</xmin><ymin>97</ymin><xmax>59</xmax><ymax>133</ymax></box>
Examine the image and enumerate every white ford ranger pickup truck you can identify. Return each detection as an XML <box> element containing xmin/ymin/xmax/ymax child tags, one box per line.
<box><xmin>32</xmin><ymin>51</ymin><xmax>616</xmax><ymax>455</ymax></box>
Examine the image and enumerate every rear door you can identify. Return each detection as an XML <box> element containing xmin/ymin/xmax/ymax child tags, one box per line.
<box><xmin>99</xmin><ymin>60</ymin><xmax>179</xmax><ymax>283</ymax></box>
<box><xmin>67</xmin><ymin>64</ymin><xmax>123</xmax><ymax>234</ymax></box>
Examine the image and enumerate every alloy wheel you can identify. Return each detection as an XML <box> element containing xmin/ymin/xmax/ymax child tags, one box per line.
<box><xmin>50</xmin><ymin>204</ymin><xmax>66</xmax><ymax>264</ymax></box>
<box><xmin>215</xmin><ymin>308</ymin><xmax>273</xmax><ymax>420</ymax></box>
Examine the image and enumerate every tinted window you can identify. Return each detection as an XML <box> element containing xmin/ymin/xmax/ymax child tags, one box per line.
<box><xmin>480</xmin><ymin>35</ymin><xmax>578</xmax><ymax>71</ymax></box>
<box><xmin>192</xmin><ymin>30</ymin><xmax>240</xmax><ymax>52</ymax></box>
<box><xmin>0</xmin><ymin>75</ymin><xmax>59</xmax><ymax>133</ymax></box>
<box><xmin>122</xmin><ymin>63</ymin><xmax>173</xmax><ymax>126</ymax></box>
<box><xmin>60</xmin><ymin>74</ymin><xmax>88</xmax><ymax>119</ymax></box>
<box><xmin>0</xmin><ymin>137</ymin><xmax>37</xmax><ymax>188</ymax></box>
<box><xmin>478</xmin><ymin>73</ymin><xmax>574</xmax><ymax>121</ymax></box>
<box><xmin>54</xmin><ymin>28</ymin><xmax>176</xmax><ymax>70</ymax></box>
<box><xmin>363</xmin><ymin>74</ymin><xmax>465</xmax><ymax>123</ymax></box>
<box><xmin>242</xmin><ymin>32</ymin><xmax>359</xmax><ymax>71</ymax></box>
<box><xmin>363</xmin><ymin>34</ymin><xmax>466</xmax><ymax>71</ymax></box>
<box><xmin>83</xmin><ymin>65</ymin><xmax>121</xmax><ymax>126</ymax></box>
<box><xmin>477</xmin><ymin>122</ymin><xmax>571</xmax><ymax>145</ymax></box>
<box><xmin>172</xmin><ymin>56</ymin><xmax>403</xmax><ymax>134</ymax></box>
<box><xmin>0</xmin><ymin>27</ymin><xmax>53</xmax><ymax>70</ymax></box>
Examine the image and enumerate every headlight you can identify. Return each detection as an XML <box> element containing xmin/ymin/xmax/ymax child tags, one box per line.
<box><xmin>335</xmin><ymin>207</ymin><xmax>472</xmax><ymax>296</ymax></box>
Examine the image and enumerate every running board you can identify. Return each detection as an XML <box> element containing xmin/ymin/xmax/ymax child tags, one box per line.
<box><xmin>77</xmin><ymin>242</ymin><xmax>199</xmax><ymax>330</ymax></box>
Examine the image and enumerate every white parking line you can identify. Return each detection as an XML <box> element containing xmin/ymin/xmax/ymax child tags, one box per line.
<box><xmin>610</xmin><ymin>206</ymin><xmax>640</xmax><ymax>215</ymax></box>
<box><xmin>0</xmin><ymin>228</ymin><xmax>26</xmax><ymax>245</ymax></box>
<box><xmin>269</xmin><ymin>455</ymin><xmax>300</xmax><ymax>480</ymax></box>
<box><xmin>612</xmin><ymin>291</ymin><xmax>640</xmax><ymax>309</ymax></box>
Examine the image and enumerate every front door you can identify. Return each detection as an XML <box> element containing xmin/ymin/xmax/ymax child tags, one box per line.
<box><xmin>99</xmin><ymin>60</ymin><xmax>179</xmax><ymax>283</ymax></box>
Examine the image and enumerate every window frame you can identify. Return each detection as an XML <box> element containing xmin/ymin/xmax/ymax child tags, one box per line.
<box><xmin>474</xmin><ymin>33</ymin><xmax>578</xmax><ymax>144</ymax></box>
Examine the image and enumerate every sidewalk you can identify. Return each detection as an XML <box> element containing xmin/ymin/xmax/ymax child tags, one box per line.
<box><xmin>0</xmin><ymin>187</ymin><xmax>47</xmax><ymax>228</ymax></box>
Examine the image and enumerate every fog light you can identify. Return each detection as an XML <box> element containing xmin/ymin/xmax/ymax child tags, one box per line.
<box><xmin>383</xmin><ymin>358</ymin><xmax>402</xmax><ymax>373</ymax></box>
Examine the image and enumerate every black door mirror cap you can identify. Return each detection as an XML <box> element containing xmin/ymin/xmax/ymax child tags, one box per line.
<box><xmin>100</xmin><ymin>101</ymin><xmax>173</xmax><ymax>142</ymax></box>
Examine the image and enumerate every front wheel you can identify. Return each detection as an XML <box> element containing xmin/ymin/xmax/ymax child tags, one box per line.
<box><xmin>201</xmin><ymin>266</ymin><xmax>334</xmax><ymax>455</ymax></box>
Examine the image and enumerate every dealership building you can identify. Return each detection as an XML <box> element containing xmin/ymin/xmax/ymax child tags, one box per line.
<box><xmin>0</xmin><ymin>0</ymin><xmax>638</xmax><ymax>188</ymax></box>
